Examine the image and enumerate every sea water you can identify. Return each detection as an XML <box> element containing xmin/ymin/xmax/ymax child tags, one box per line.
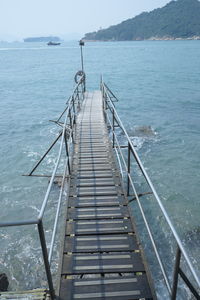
<box><xmin>0</xmin><ymin>41</ymin><xmax>200</xmax><ymax>298</ymax></box>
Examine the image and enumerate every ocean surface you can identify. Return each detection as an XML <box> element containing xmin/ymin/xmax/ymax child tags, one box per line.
<box><xmin>0</xmin><ymin>40</ymin><xmax>200</xmax><ymax>299</ymax></box>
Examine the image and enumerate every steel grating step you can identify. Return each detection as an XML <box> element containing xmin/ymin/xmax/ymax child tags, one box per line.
<box><xmin>77</xmin><ymin>132</ymin><xmax>107</xmax><ymax>136</ymax></box>
<box><xmin>77</xmin><ymin>138</ymin><xmax>108</xmax><ymax>142</ymax></box>
<box><xmin>0</xmin><ymin>290</ymin><xmax>49</xmax><ymax>300</ymax></box>
<box><xmin>70</xmin><ymin>177</ymin><xmax>119</xmax><ymax>187</ymax></box>
<box><xmin>76</xmin><ymin>153</ymin><xmax>109</xmax><ymax>158</ymax></box>
<box><xmin>60</xmin><ymin>275</ymin><xmax>152</xmax><ymax>300</ymax></box>
<box><xmin>77</xmin><ymin>150</ymin><xmax>109</xmax><ymax>155</ymax></box>
<box><xmin>64</xmin><ymin>234</ymin><xmax>138</xmax><ymax>253</ymax></box>
<box><xmin>67</xmin><ymin>206</ymin><xmax>129</xmax><ymax>220</ymax></box>
<box><xmin>73</xmin><ymin>162</ymin><xmax>116</xmax><ymax>169</ymax></box>
<box><xmin>78</xmin><ymin>144</ymin><xmax>108</xmax><ymax>148</ymax></box>
<box><xmin>74</xmin><ymin>158</ymin><xmax>111</xmax><ymax>164</ymax></box>
<box><xmin>68</xmin><ymin>195</ymin><xmax>126</xmax><ymax>207</ymax></box>
<box><xmin>62</xmin><ymin>252</ymin><xmax>145</xmax><ymax>275</ymax></box>
<box><xmin>73</xmin><ymin>165</ymin><xmax>117</xmax><ymax>172</ymax></box>
<box><xmin>73</xmin><ymin>171</ymin><xmax>114</xmax><ymax>178</ymax></box>
<box><xmin>69</xmin><ymin>186</ymin><xmax>122</xmax><ymax>197</ymax></box>
<box><xmin>79</xmin><ymin>143</ymin><xmax>107</xmax><ymax>147</ymax></box>
<box><xmin>75</xmin><ymin>154</ymin><xmax>109</xmax><ymax>160</ymax></box>
<box><xmin>76</xmin><ymin>136</ymin><xmax>107</xmax><ymax>140</ymax></box>
<box><xmin>66</xmin><ymin>219</ymin><xmax>133</xmax><ymax>235</ymax></box>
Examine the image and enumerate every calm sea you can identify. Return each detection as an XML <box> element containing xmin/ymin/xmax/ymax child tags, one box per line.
<box><xmin>0</xmin><ymin>40</ymin><xmax>200</xmax><ymax>298</ymax></box>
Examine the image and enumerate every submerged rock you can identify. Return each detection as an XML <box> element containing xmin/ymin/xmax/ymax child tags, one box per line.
<box><xmin>133</xmin><ymin>125</ymin><xmax>156</xmax><ymax>137</ymax></box>
<box><xmin>0</xmin><ymin>273</ymin><xmax>9</xmax><ymax>291</ymax></box>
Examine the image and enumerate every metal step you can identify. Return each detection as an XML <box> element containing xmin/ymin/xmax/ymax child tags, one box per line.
<box><xmin>60</xmin><ymin>275</ymin><xmax>152</xmax><ymax>300</ymax></box>
<box><xmin>77</xmin><ymin>150</ymin><xmax>109</xmax><ymax>156</ymax></box>
<box><xmin>69</xmin><ymin>186</ymin><xmax>122</xmax><ymax>197</ymax></box>
<box><xmin>73</xmin><ymin>165</ymin><xmax>117</xmax><ymax>172</ymax></box>
<box><xmin>68</xmin><ymin>195</ymin><xmax>126</xmax><ymax>207</ymax></box>
<box><xmin>0</xmin><ymin>289</ymin><xmax>49</xmax><ymax>300</ymax></box>
<box><xmin>74</xmin><ymin>158</ymin><xmax>110</xmax><ymax>164</ymax></box>
<box><xmin>64</xmin><ymin>234</ymin><xmax>138</xmax><ymax>253</ymax></box>
<box><xmin>70</xmin><ymin>177</ymin><xmax>118</xmax><ymax>187</ymax></box>
<box><xmin>62</xmin><ymin>252</ymin><xmax>145</xmax><ymax>275</ymax></box>
<box><xmin>67</xmin><ymin>206</ymin><xmax>129</xmax><ymax>220</ymax></box>
<box><xmin>76</xmin><ymin>153</ymin><xmax>109</xmax><ymax>159</ymax></box>
<box><xmin>66</xmin><ymin>219</ymin><xmax>133</xmax><ymax>235</ymax></box>
<box><xmin>73</xmin><ymin>170</ymin><xmax>114</xmax><ymax>178</ymax></box>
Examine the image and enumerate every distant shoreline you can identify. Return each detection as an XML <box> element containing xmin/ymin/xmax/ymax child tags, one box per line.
<box><xmin>83</xmin><ymin>36</ymin><xmax>200</xmax><ymax>42</ymax></box>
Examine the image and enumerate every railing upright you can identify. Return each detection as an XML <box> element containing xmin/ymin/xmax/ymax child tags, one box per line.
<box><xmin>127</xmin><ymin>142</ymin><xmax>131</xmax><ymax>196</ymax></box>
<box><xmin>171</xmin><ymin>246</ymin><xmax>181</xmax><ymax>300</ymax></box>
<box><xmin>38</xmin><ymin>220</ymin><xmax>55</xmax><ymax>300</ymax></box>
<box><xmin>112</xmin><ymin>108</ymin><xmax>115</xmax><ymax>148</ymax></box>
<box><xmin>64</xmin><ymin>130</ymin><xmax>71</xmax><ymax>174</ymax></box>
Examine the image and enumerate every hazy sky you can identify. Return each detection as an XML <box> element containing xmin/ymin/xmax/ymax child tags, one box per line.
<box><xmin>0</xmin><ymin>0</ymin><xmax>170</xmax><ymax>40</ymax></box>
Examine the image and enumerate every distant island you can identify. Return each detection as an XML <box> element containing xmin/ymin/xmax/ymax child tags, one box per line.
<box><xmin>83</xmin><ymin>0</ymin><xmax>200</xmax><ymax>41</ymax></box>
<box><xmin>24</xmin><ymin>36</ymin><xmax>61</xmax><ymax>42</ymax></box>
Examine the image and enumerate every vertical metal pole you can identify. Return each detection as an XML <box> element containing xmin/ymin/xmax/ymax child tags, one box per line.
<box><xmin>64</xmin><ymin>130</ymin><xmax>71</xmax><ymax>174</ymax></box>
<box><xmin>68</xmin><ymin>108</ymin><xmax>72</xmax><ymax>128</ymax></box>
<box><xmin>69</xmin><ymin>109</ymin><xmax>73</xmax><ymax>136</ymax></box>
<box><xmin>102</xmin><ymin>88</ymin><xmax>107</xmax><ymax>125</ymax></box>
<box><xmin>80</xmin><ymin>42</ymin><xmax>84</xmax><ymax>72</ymax></box>
<box><xmin>38</xmin><ymin>220</ymin><xmax>55</xmax><ymax>300</ymax></box>
<box><xmin>127</xmin><ymin>142</ymin><xmax>131</xmax><ymax>196</ymax></box>
<box><xmin>81</xmin><ymin>82</ymin><xmax>85</xmax><ymax>100</ymax></box>
<box><xmin>76</xmin><ymin>87</ymin><xmax>80</xmax><ymax>101</ymax></box>
<box><xmin>68</xmin><ymin>109</ymin><xmax>74</xmax><ymax>144</ymax></box>
<box><xmin>72</xmin><ymin>95</ymin><xmax>76</xmax><ymax>124</ymax></box>
<box><xmin>79</xmin><ymin>40</ymin><xmax>86</xmax><ymax>92</ymax></box>
<box><xmin>171</xmin><ymin>246</ymin><xmax>181</xmax><ymax>300</ymax></box>
<box><xmin>112</xmin><ymin>108</ymin><xmax>115</xmax><ymax>148</ymax></box>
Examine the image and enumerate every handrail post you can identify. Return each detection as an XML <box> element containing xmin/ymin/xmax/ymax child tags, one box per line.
<box><xmin>82</xmin><ymin>78</ymin><xmax>86</xmax><ymax>94</ymax></box>
<box><xmin>171</xmin><ymin>245</ymin><xmax>181</xmax><ymax>300</ymax></box>
<box><xmin>68</xmin><ymin>109</ymin><xmax>75</xmax><ymax>143</ymax></box>
<box><xmin>102</xmin><ymin>87</ymin><xmax>108</xmax><ymax>125</ymax></box>
<box><xmin>72</xmin><ymin>95</ymin><xmax>76</xmax><ymax>124</ymax></box>
<box><xmin>38</xmin><ymin>220</ymin><xmax>55</xmax><ymax>300</ymax></box>
<box><xmin>112</xmin><ymin>108</ymin><xmax>115</xmax><ymax>148</ymax></box>
<box><xmin>64</xmin><ymin>129</ymin><xmax>71</xmax><ymax>174</ymax></box>
<box><xmin>127</xmin><ymin>142</ymin><xmax>131</xmax><ymax>196</ymax></box>
<box><xmin>76</xmin><ymin>87</ymin><xmax>80</xmax><ymax>101</ymax></box>
<box><xmin>102</xmin><ymin>85</ymin><xmax>105</xmax><ymax>111</ymax></box>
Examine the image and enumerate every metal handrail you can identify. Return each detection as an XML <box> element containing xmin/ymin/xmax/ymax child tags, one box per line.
<box><xmin>0</xmin><ymin>75</ymin><xmax>85</xmax><ymax>299</ymax></box>
<box><xmin>105</xmin><ymin>100</ymin><xmax>172</xmax><ymax>293</ymax></box>
<box><xmin>101</xmin><ymin>81</ymin><xmax>200</xmax><ymax>299</ymax></box>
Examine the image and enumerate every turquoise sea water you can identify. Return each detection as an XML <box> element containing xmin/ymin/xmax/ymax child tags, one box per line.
<box><xmin>0</xmin><ymin>41</ymin><xmax>200</xmax><ymax>298</ymax></box>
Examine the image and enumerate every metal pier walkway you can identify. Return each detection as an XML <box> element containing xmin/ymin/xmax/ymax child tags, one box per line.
<box><xmin>1</xmin><ymin>69</ymin><xmax>200</xmax><ymax>300</ymax></box>
<box><xmin>59</xmin><ymin>91</ymin><xmax>153</xmax><ymax>300</ymax></box>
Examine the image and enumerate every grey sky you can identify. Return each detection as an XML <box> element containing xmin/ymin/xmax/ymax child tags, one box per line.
<box><xmin>1</xmin><ymin>0</ymin><xmax>170</xmax><ymax>40</ymax></box>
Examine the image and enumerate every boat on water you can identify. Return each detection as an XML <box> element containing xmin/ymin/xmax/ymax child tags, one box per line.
<box><xmin>47</xmin><ymin>41</ymin><xmax>61</xmax><ymax>46</ymax></box>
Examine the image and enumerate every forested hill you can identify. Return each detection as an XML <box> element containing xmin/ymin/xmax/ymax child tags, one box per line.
<box><xmin>83</xmin><ymin>0</ymin><xmax>200</xmax><ymax>41</ymax></box>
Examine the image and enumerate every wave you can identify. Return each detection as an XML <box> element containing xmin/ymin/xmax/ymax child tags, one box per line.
<box><xmin>118</xmin><ymin>125</ymin><xmax>157</xmax><ymax>150</ymax></box>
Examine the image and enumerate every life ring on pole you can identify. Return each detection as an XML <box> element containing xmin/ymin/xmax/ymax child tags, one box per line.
<box><xmin>74</xmin><ymin>70</ymin><xmax>86</xmax><ymax>84</ymax></box>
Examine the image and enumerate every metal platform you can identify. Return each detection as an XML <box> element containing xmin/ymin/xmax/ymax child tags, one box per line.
<box><xmin>0</xmin><ymin>289</ymin><xmax>49</xmax><ymax>300</ymax></box>
<box><xmin>59</xmin><ymin>91</ymin><xmax>153</xmax><ymax>300</ymax></box>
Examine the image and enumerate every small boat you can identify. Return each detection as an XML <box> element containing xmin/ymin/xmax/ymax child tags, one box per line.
<box><xmin>47</xmin><ymin>41</ymin><xmax>61</xmax><ymax>46</ymax></box>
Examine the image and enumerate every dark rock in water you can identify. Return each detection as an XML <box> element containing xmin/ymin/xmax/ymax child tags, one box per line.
<box><xmin>134</xmin><ymin>126</ymin><xmax>156</xmax><ymax>137</ymax></box>
<box><xmin>0</xmin><ymin>273</ymin><xmax>9</xmax><ymax>291</ymax></box>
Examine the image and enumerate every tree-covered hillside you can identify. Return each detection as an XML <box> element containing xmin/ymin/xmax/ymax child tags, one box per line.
<box><xmin>83</xmin><ymin>0</ymin><xmax>200</xmax><ymax>41</ymax></box>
